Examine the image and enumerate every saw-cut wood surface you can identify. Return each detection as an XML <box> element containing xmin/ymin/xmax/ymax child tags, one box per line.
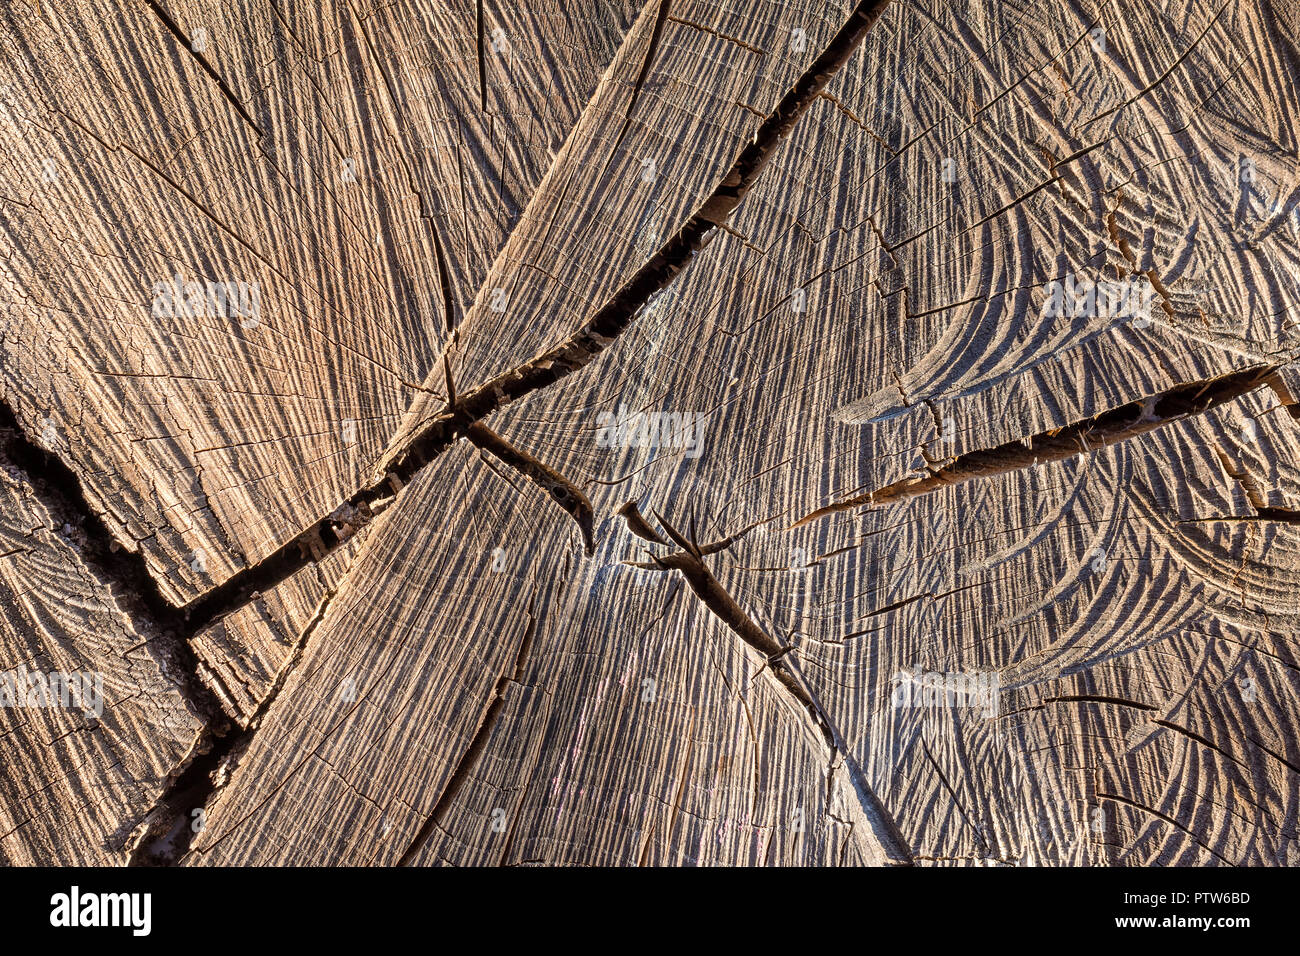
<box><xmin>0</xmin><ymin>447</ymin><xmax>202</xmax><ymax>865</ymax></box>
<box><xmin>2</xmin><ymin>0</ymin><xmax>1300</xmax><ymax>866</ymax></box>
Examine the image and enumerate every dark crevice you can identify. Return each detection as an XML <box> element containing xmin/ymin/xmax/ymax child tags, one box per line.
<box><xmin>0</xmin><ymin>399</ymin><xmax>224</xmax><ymax>726</ymax></box>
<box><xmin>1044</xmin><ymin>693</ymin><xmax>1158</xmax><ymax>711</ymax></box>
<box><xmin>178</xmin><ymin>490</ymin><xmax>389</xmax><ymax>637</ymax></box>
<box><xmin>652</xmin><ymin>514</ymin><xmax>794</xmax><ymax>662</ymax></box>
<box><xmin>432</xmin><ymin>223</ymin><xmax>458</xmax><ymax>336</ymax></box>
<box><xmin>467</xmin><ymin>424</ymin><xmax>595</xmax><ymax>554</ymax></box>
<box><xmin>795</xmin><ymin>364</ymin><xmax>1281</xmax><ymax>527</ymax></box>
<box><xmin>129</xmin><ymin>574</ymin><xmax>347</xmax><ymax>866</ymax></box>
<box><xmin>475</xmin><ymin>0</ymin><xmax>487</xmax><ymax>113</ymax></box>
<box><xmin>125</xmin><ymin>728</ymin><xmax>225</xmax><ymax>866</ymax></box>
<box><xmin>1265</xmin><ymin>369</ymin><xmax>1300</xmax><ymax>419</ymax></box>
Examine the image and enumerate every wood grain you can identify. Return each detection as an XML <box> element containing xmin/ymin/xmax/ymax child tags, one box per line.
<box><xmin>2</xmin><ymin>0</ymin><xmax>1299</xmax><ymax>867</ymax></box>
<box><xmin>0</xmin><ymin>461</ymin><xmax>201</xmax><ymax>865</ymax></box>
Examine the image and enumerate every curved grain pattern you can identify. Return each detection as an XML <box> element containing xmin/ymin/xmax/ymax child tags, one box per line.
<box><xmin>2</xmin><ymin>0</ymin><xmax>1299</xmax><ymax>868</ymax></box>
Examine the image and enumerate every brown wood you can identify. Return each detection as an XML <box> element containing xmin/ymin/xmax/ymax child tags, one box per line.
<box><xmin>2</xmin><ymin>0</ymin><xmax>1299</xmax><ymax>866</ymax></box>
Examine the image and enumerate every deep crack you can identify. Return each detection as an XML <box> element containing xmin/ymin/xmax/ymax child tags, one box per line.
<box><xmin>795</xmin><ymin>364</ymin><xmax>1282</xmax><ymax>527</ymax></box>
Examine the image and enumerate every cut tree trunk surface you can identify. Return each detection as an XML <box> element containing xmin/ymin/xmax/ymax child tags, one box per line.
<box><xmin>1</xmin><ymin>0</ymin><xmax>1299</xmax><ymax>866</ymax></box>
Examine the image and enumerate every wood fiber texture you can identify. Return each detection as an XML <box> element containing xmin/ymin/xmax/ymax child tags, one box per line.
<box><xmin>2</xmin><ymin>0</ymin><xmax>1299</xmax><ymax>866</ymax></box>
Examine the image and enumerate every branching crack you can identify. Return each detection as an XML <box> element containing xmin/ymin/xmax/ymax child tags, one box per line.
<box><xmin>630</xmin><ymin>510</ymin><xmax>913</xmax><ymax>865</ymax></box>
<box><xmin>167</xmin><ymin>0</ymin><xmax>895</xmax><ymax>635</ymax></box>
<box><xmin>4</xmin><ymin>0</ymin><xmax>897</xmax><ymax>866</ymax></box>
<box><xmin>618</xmin><ymin>499</ymin><xmax>759</xmax><ymax>559</ymax></box>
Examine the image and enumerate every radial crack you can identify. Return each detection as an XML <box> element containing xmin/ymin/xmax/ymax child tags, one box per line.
<box><xmin>794</xmin><ymin>364</ymin><xmax>1280</xmax><ymax>527</ymax></box>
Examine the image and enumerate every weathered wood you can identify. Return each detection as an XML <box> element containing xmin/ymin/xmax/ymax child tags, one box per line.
<box><xmin>0</xmin><ymin>0</ymin><xmax>637</xmax><ymax>600</ymax></box>
<box><xmin>2</xmin><ymin>0</ymin><xmax>1299</xmax><ymax>866</ymax></box>
<box><xmin>0</xmin><ymin>457</ymin><xmax>201</xmax><ymax>865</ymax></box>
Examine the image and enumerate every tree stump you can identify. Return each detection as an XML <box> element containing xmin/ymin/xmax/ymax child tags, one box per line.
<box><xmin>1</xmin><ymin>0</ymin><xmax>1298</xmax><ymax>866</ymax></box>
